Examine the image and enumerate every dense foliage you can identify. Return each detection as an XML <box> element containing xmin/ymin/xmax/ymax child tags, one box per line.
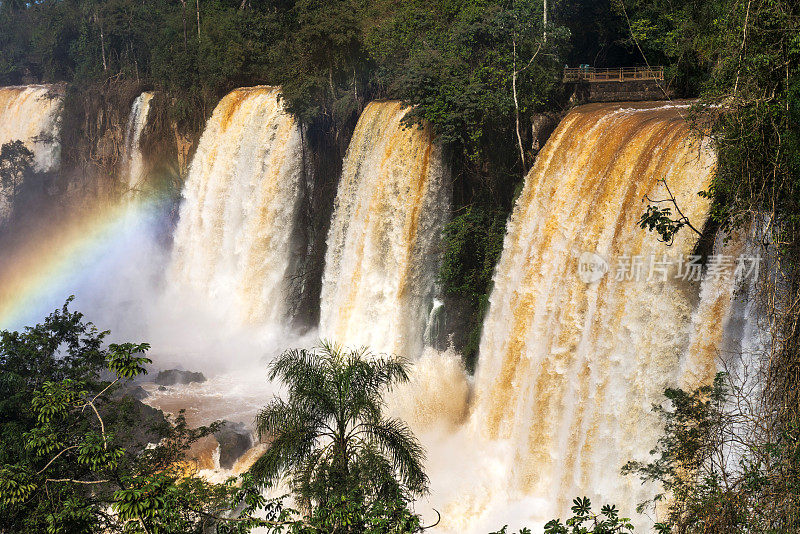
<box><xmin>0</xmin><ymin>300</ymin><xmax>272</xmax><ymax>533</ymax></box>
<box><xmin>621</xmin><ymin>372</ymin><xmax>800</xmax><ymax>533</ymax></box>
<box><xmin>366</xmin><ymin>0</ymin><xmax>565</xmax><ymax>162</ymax></box>
<box><xmin>0</xmin><ymin>0</ymin><xmax>557</xmax><ymax>147</ymax></box>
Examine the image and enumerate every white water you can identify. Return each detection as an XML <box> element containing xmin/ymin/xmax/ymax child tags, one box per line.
<box><xmin>147</xmin><ymin>100</ymin><xmax>741</xmax><ymax>532</ymax></box>
<box><xmin>402</xmin><ymin>102</ymin><xmax>738</xmax><ymax>532</ymax></box>
<box><xmin>170</xmin><ymin>86</ymin><xmax>305</xmax><ymax>326</ymax></box>
<box><xmin>0</xmin><ymin>89</ymin><xmax>757</xmax><ymax>532</ymax></box>
<box><xmin>0</xmin><ymin>85</ymin><xmax>62</xmax><ymax>219</ymax></box>
<box><xmin>0</xmin><ymin>85</ymin><xmax>62</xmax><ymax>171</ymax></box>
<box><xmin>319</xmin><ymin>101</ymin><xmax>450</xmax><ymax>359</ymax></box>
<box><xmin>122</xmin><ymin>92</ymin><xmax>154</xmax><ymax>198</ymax></box>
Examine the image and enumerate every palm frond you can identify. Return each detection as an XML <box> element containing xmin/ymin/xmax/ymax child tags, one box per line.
<box><xmin>364</xmin><ymin>418</ymin><xmax>429</xmax><ymax>495</ymax></box>
<box><xmin>268</xmin><ymin>348</ymin><xmax>321</xmax><ymax>386</ymax></box>
<box><xmin>351</xmin><ymin>444</ymin><xmax>404</xmax><ymax>502</ymax></box>
<box><xmin>346</xmin><ymin>353</ymin><xmax>410</xmax><ymax>406</ymax></box>
<box><xmin>269</xmin><ymin>348</ymin><xmax>338</xmax><ymax>417</ymax></box>
<box><xmin>255</xmin><ymin>397</ymin><xmax>314</xmax><ymax>439</ymax></box>
<box><xmin>291</xmin><ymin>447</ymin><xmax>331</xmax><ymax>504</ymax></box>
<box><xmin>256</xmin><ymin>342</ymin><xmax>428</xmax><ymax>505</ymax></box>
<box><xmin>251</xmin><ymin>399</ymin><xmax>320</xmax><ymax>485</ymax></box>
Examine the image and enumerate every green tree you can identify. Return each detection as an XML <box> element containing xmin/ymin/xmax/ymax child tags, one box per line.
<box><xmin>0</xmin><ymin>140</ymin><xmax>34</xmax><ymax>206</ymax></box>
<box><xmin>251</xmin><ymin>342</ymin><xmax>428</xmax><ymax>532</ymax></box>
<box><xmin>366</xmin><ymin>0</ymin><xmax>567</xmax><ymax>168</ymax></box>
<box><xmin>0</xmin><ymin>299</ymin><xmax>272</xmax><ymax>533</ymax></box>
<box><xmin>622</xmin><ymin>373</ymin><xmax>800</xmax><ymax>533</ymax></box>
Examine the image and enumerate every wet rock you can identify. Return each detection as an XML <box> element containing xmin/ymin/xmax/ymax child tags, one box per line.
<box><xmin>154</xmin><ymin>369</ymin><xmax>206</xmax><ymax>386</ymax></box>
<box><xmin>115</xmin><ymin>383</ymin><xmax>149</xmax><ymax>401</ymax></box>
<box><xmin>214</xmin><ymin>421</ymin><xmax>253</xmax><ymax>470</ymax></box>
<box><xmin>531</xmin><ymin>112</ymin><xmax>561</xmax><ymax>153</ymax></box>
<box><xmin>99</xmin><ymin>396</ymin><xmax>170</xmax><ymax>452</ymax></box>
<box><xmin>188</xmin><ymin>435</ymin><xmax>220</xmax><ymax>471</ymax></box>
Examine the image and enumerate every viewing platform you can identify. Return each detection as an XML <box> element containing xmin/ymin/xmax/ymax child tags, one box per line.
<box><xmin>563</xmin><ymin>66</ymin><xmax>664</xmax><ymax>83</ymax></box>
<box><xmin>563</xmin><ymin>66</ymin><xmax>668</xmax><ymax>103</ymax></box>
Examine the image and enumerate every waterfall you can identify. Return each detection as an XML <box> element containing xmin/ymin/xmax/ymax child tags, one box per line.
<box><xmin>123</xmin><ymin>92</ymin><xmax>154</xmax><ymax>198</ymax></box>
<box><xmin>319</xmin><ymin>101</ymin><xmax>450</xmax><ymax>359</ymax></box>
<box><xmin>170</xmin><ymin>86</ymin><xmax>305</xmax><ymax>326</ymax></box>
<box><xmin>0</xmin><ymin>85</ymin><xmax>62</xmax><ymax>172</ymax></box>
<box><xmin>0</xmin><ymin>85</ymin><xmax>62</xmax><ymax>220</ymax></box>
<box><xmin>450</xmin><ymin>102</ymin><xmax>728</xmax><ymax>527</ymax></box>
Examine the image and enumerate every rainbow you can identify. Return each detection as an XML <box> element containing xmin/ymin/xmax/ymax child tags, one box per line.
<box><xmin>0</xmin><ymin>196</ymin><xmax>169</xmax><ymax>330</ymax></box>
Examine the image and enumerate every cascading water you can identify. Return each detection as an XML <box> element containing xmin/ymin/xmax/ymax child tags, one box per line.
<box><xmin>0</xmin><ymin>85</ymin><xmax>62</xmax><ymax>171</ymax></box>
<box><xmin>0</xmin><ymin>85</ymin><xmax>756</xmax><ymax>527</ymax></box>
<box><xmin>122</xmin><ymin>92</ymin><xmax>154</xmax><ymax>198</ymax></box>
<box><xmin>170</xmin><ymin>86</ymin><xmax>305</xmax><ymax>326</ymax></box>
<box><xmin>319</xmin><ymin>101</ymin><xmax>450</xmax><ymax>359</ymax></box>
<box><xmin>416</xmin><ymin>102</ymin><xmax>740</xmax><ymax>532</ymax></box>
<box><xmin>0</xmin><ymin>85</ymin><xmax>62</xmax><ymax>220</ymax></box>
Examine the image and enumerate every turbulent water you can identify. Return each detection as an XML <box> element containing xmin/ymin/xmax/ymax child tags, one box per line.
<box><xmin>430</xmin><ymin>102</ymin><xmax>727</xmax><ymax>530</ymax></box>
<box><xmin>123</xmin><ymin>92</ymin><xmax>154</xmax><ymax>198</ymax></box>
<box><xmin>170</xmin><ymin>86</ymin><xmax>305</xmax><ymax>326</ymax></box>
<box><xmin>319</xmin><ymin>101</ymin><xmax>450</xmax><ymax>359</ymax></box>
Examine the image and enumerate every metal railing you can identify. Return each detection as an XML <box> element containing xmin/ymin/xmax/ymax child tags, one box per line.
<box><xmin>563</xmin><ymin>66</ymin><xmax>664</xmax><ymax>83</ymax></box>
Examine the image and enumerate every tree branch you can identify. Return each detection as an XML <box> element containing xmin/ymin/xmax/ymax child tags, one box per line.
<box><xmin>45</xmin><ymin>478</ymin><xmax>109</xmax><ymax>484</ymax></box>
<box><xmin>36</xmin><ymin>445</ymin><xmax>80</xmax><ymax>475</ymax></box>
<box><xmin>421</xmin><ymin>509</ymin><xmax>441</xmax><ymax>530</ymax></box>
<box><xmin>645</xmin><ymin>179</ymin><xmax>703</xmax><ymax>237</ymax></box>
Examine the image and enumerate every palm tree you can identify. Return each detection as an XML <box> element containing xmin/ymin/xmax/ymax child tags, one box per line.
<box><xmin>251</xmin><ymin>341</ymin><xmax>428</xmax><ymax>512</ymax></box>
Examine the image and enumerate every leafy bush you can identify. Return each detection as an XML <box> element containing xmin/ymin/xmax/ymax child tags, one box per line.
<box><xmin>440</xmin><ymin>207</ymin><xmax>506</xmax><ymax>304</ymax></box>
<box><xmin>623</xmin><ymin>373</ymin><xmax>800</xmax><ymax>532</ymax></box>
<box><xmin>438</xmin><ymin>207</ymin><xmax>507</xmax><ymax>367</ymax></box>
<box><xmin>0</xmin><ymin>299</ymin><xmax>268</xmax><ymax>533</ymax></box>
<box><xmin>491</xmin><ymin>497</ymin><xmax>634</xmax><ymax>534</ymax></box>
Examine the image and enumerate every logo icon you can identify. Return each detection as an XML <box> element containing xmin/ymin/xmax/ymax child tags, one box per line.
<box><xmin>577</xmin><ymin>252</ymin><xmax>609</xmax><ymax>283</ymax></box>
